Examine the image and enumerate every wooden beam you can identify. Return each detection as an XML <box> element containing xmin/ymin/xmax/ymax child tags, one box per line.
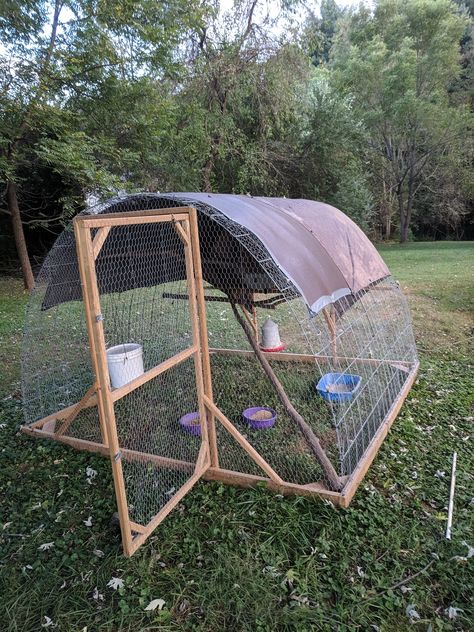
<box><xmin>22</xmin><ymin>425</ymin><xmax>198</xmax><ymax>473</ymax></box>
<box><xmin>241</xmin><ymin>305</ymin><xmax>258</xmax><ymax>342</ymax></box>
<box><xmin>110</xmin><ymin>345</ymin><xmax>197</xmax><ymax>402</ymax></box>
<box><xmin>127</xmin><ymin>464</ymin><xmax>208</xmax><ymax>556</ymax></box>
<box><xmin>162</xmin><ymin>292</ymin><xmax>286</xmax><ymax>309</ymax></box>
<box><xmin>203</xmin><ymin>468</ymin><xmax>344</xmax><ymax>506</ymax></box>
<box><xmin>75</xmin><ymin>221</ymin><xmax>109</xmax><ymax>447</ymax></box>
<box><xmin>203</xmin><ymin>395</ymin><xmax>284</xmax><ymax>485</ymax></box>
<box><xmin>189</xmin><ymin>208</ymin><xmax>219</xmax><ymax>468</ymax></box>
<box><xmin>195</xmin><ymin>441</ymin><xmax>210</xmax><ymax>472</ymax></box>
<box><xmin>74</xmin><ymin>220</ymin><xmax>133</xmax><ymax>556</ymax></box>
<box><xmin>180</xmin><ymin>217</ymin><xmax>210</xmax><ymax>454</ymax></box>
<box><xmin>322</xmin><ymin>306</ymin><xmax>337</xmax><ymax>362</ymax></box>
<box><xmin>28</xmin><ymin>398</ymin><xmax>97</xmax><ymax>429</ymax></box>
<box><xmin>341</xmin><ymin>362</ymin><xmax>419</xmax><ymax>506</ymax></box>
<box><xmin>76</xmin><ymin>208</ymin><xmax>192</xmax><ymax>228</ymax></box>
<box><xmin>208</xmin><ymin>347</ymin><xmax>413</xmax><ymax>368</ymax></box>
<box><xmin>92</xmin><ymin>226</ymin><xmax>111</xmax><ymax>260</ymax></box>
<box><xmin>173</xmin><ymin>220</ymin><xmax>189</xmax><ymax>246</ymax></box>
<box><xmin>21</xmin><ymin>426</ymin><xmax>110</xmax><ymax>454</ymax></box>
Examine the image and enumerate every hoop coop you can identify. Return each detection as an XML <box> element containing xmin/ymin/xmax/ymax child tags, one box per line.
<box><xmin>22</xmin><ymin>193</ymin><xmax>419</xmax><ymax>555</ymax></box>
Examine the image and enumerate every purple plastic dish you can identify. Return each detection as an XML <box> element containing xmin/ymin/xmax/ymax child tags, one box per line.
<box><xmin>178</xmin><ymin>411</ymin><xmax>202</xmax><ymax>436</ymax></box>
<box><xmin>242</xmin><ymin>406</ymin><xmax>277</xmax><ymax>429</ymax></box>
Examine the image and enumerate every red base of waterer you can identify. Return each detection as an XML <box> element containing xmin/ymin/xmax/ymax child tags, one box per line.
<box><xmin>259</xmin><ymin>343</ymin><xmax>287</xmax><ymax>353</ymax></box>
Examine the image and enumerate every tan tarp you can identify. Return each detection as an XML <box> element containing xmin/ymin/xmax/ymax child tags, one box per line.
<box><xmin>41</xmin><ymin>193</ymin><xmax>390</xmax><ymax>314</ymax></box>
<box><xmin>165</xmin><ymin>193</ymin><xmax>390</xmax><ymax>313</ymax></box>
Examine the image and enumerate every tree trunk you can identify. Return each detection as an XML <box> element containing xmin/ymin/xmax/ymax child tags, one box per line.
<box><xmin>382</xmin><ymin>178</ymin><xmax>391</xmax><ymax>240</ymax></box>
<box><xmin>402</xmin><ymin>167</ymin><xmax>416</xmax><ymax>243</ymax></box>
<box><xmin>400</xmin><ymin>217</ymin><xmax>409</xmax><ymax>244</ymax></box>
<box><xmin>397</xmin><ymin>185</ymin><xmax>408</xmax><ymax>244</ymax></box>
<box><xmin>385</xmin><ymin>214</ymin><xmax>391</xmax><ymax>240</ymax></box>
<box><xmin>6</xmin><ymin>180</ymin><xmax>35</xmax><ymax>290</ymax></box>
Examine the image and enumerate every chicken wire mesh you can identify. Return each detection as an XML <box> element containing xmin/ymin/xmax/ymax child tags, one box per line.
<box><xmin>22</xmin><ymin>192</ymin><xmax>417</xmax><ymax>505</ymax></box>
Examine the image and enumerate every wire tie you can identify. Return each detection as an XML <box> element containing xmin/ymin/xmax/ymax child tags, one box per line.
<box><xmin>95</xmin><ymin>314</ymin><xmax>104</xmax><ymax>322</ymax></box>
<box><xmin>114</xmin><ymin>451</ymin><xmax>122</xmax><ymax>462</ymax></box>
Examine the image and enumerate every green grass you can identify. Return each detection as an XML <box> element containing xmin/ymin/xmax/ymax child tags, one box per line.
<box><xmin>1</xmin><ymin>242</ymin><xmax>473</xmax><ymax>631</ymax></box>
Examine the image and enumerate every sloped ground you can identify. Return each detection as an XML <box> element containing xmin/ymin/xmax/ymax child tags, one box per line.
<box><xmin>0</xmin><ymin>242</ymin><xmax>473</xmax><ymax>631</ymax></box>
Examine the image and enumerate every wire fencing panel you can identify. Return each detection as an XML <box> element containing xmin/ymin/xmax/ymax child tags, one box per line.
<box><xmin>93</xmin><ymin>219</ymin><xmax>203</xmax><ymax>527</ymax></box>
<box><xmin>22</xmin><ymin>192</ymin><xmax>418</xmax><ymax>502</ymax></box>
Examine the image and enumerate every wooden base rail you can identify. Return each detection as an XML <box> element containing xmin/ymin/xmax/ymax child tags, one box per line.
<box><xmin>202</xmin><ymin>468</ymin><xmax>345</xmax><ymax>506</ymax></box>
<box><xmin>21</xmin><ymin>425</ymin><xmax>343</xmax><ymax>505</ymax></box>
<box><xmin>209</xmin><ymin>347</ymin><xmax>414</xmax><ymax>369</ymax></box>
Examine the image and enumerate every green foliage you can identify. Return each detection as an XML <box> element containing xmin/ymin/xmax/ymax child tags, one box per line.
<box><xmin>1</xmin><ymin>0</ymin><xmax>474</xmax><ymax>279</ymax></box>
<box><xmin>0</xmin><ymin>0</ymin><xmax>212</xmax><ymax>226</ymax></box>
<box><xmin>331</xmin><ymin>0</ymin><xmax>473</xmax><ymax>241</ymax></box>
<box><xmin>298</xmin><ymin>72</ymin><xmax>374</xmax><ymax>229</ymax></box>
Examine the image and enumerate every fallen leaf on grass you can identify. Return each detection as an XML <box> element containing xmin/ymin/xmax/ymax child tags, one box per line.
<box><xmin>445</xmin><ymin>606</ymin><xmax>463</xmax><ymax>619</ymax></box>
<box><xmin>93</xmin><ymin>587</ymin><xmax>104</xmax><ymax>601</ymax></box>
<box><xmin>41</xmin><ymin>616</ymin><xmax>57</xmax><ymax>628</ymax></box>
<box><xmin>107</xmin><ymin>577</ymin><xmax>124</xmax><ymax>590</ymax></box>
<box><xmin>83</xmin><ymin>516</ymin><xmax>93</xmax><ymax>527</ymax></box>
<box><xmin>461</xmin><ymin>541</ymin><xmax>474</xmax><ymax>558</ymax></box>
<box><xmin>406</xmin><ymin>604</ymin><xmax>420</xmax><ymax>620</ymax></box>
<box><xmin>38</xmin><ymin>542</ymin><xmax>54</xmax><ymax>551</ymax></box>
<box><xmin>86</xmin><ymin>466</ymin><xmax>97</xmax><ymax>484</ymax></box>
<box><xmin>145</xmin><ymin>598</ymin><xmax>166</xmax><ymax>611</ymax></box>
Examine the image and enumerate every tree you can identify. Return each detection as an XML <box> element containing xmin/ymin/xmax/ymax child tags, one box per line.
<box><xmin>0</xmin><ymin>0</ymin><xmax>211</xmax><ymax>288</ymax></box>
<box><xmin>303</xmin><ymin>0</ymin><xmax>345</xmax><ymax>66</ymax></box>
<box><xmin>331</xmin><ymin>0</ymin><xmax>470</xmax><ymax>242</ymax></box>
<box><xmin>297</xmin><ymin>72</ymin><xmax>374</xmax><ymax>230</ymax></box>
<box><xmin>160</xmin><ymin>0</ymin><xmax>311</xmax><ymax>196</ymax></box>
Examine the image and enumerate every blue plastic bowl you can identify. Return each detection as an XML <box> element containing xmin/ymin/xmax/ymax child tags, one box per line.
<box><xmin>316</xmin><ymin>372</ymin><xmax>362</xmax><ymax>403</ymax></box>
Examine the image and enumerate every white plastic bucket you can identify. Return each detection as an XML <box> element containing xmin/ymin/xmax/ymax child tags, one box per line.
<box><xmin>106</xmin><ymin>343</ymin><xmax>144</xmax><ymax>389</ymax></box>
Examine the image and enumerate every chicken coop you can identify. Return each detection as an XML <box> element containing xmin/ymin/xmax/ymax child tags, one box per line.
<box><xmin>21</xmin><ymin>193</ymin><xmax>419</xmax><ymax>556</ymax></box>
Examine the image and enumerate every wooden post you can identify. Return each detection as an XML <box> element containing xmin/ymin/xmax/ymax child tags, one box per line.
<box><xmin>322</xmin><ymin>306</ymin><xmax>337</xmax><ymax>363</ymax></box>
<box><xmin>252</xmin><ymin>304</ymin><xmax>259</xmax><ymax>344</ymax></box>
<box><xmin>188</xmin><ymin>208</ymin><xmax>219</xmax><ymax>468</ymax></box>
<box><xmin>74</xmin><ymin>218</ymin><xmax>133</xmax><ymax>555</ymax></box>
<box><xmin>177</xmin><ymin>217</ymin><xmax>210</xmax><ymax>467</ymax></box>
<box><xmin>75</xmin><ymin>224</ymin><xmax>109</xmax><ymax>447</ymax></box>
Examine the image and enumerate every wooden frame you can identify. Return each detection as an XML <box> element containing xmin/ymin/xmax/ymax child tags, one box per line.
<box><xmin>21</xmin><ymin>206</ymin><xmax>419</xmax><ymax>555</ymax></box>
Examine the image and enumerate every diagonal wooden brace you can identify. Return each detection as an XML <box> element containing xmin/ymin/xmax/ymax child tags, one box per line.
<box><xmin>56</xmin><ymin>383</ymin><xmax>98</xmax><ymax>436</ymax></box>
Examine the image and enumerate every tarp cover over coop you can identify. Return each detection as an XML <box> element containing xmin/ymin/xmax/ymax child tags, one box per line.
<box><xmin>22</xmin><ymin>193</ymin><xmax>419</xmax><ymax>555</ymax></box>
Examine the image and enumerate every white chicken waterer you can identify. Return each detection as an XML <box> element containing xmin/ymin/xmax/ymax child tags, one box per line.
<box><xmin>260</xmin><ymin>317</ymin><xmax>286</xmax><ymax>352</ymax></box>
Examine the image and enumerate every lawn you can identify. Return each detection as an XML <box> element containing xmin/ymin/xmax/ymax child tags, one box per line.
<box><xmin>0</xmin><ymin>242</ymin><xmax>473</xmax><ymax>631</ymax></box>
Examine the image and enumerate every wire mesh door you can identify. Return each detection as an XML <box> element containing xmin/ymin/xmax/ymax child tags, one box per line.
<box><xmin>73</xmin><ymin>208</ymin><xmax>211</xmax><ymax>556</ymax></box>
